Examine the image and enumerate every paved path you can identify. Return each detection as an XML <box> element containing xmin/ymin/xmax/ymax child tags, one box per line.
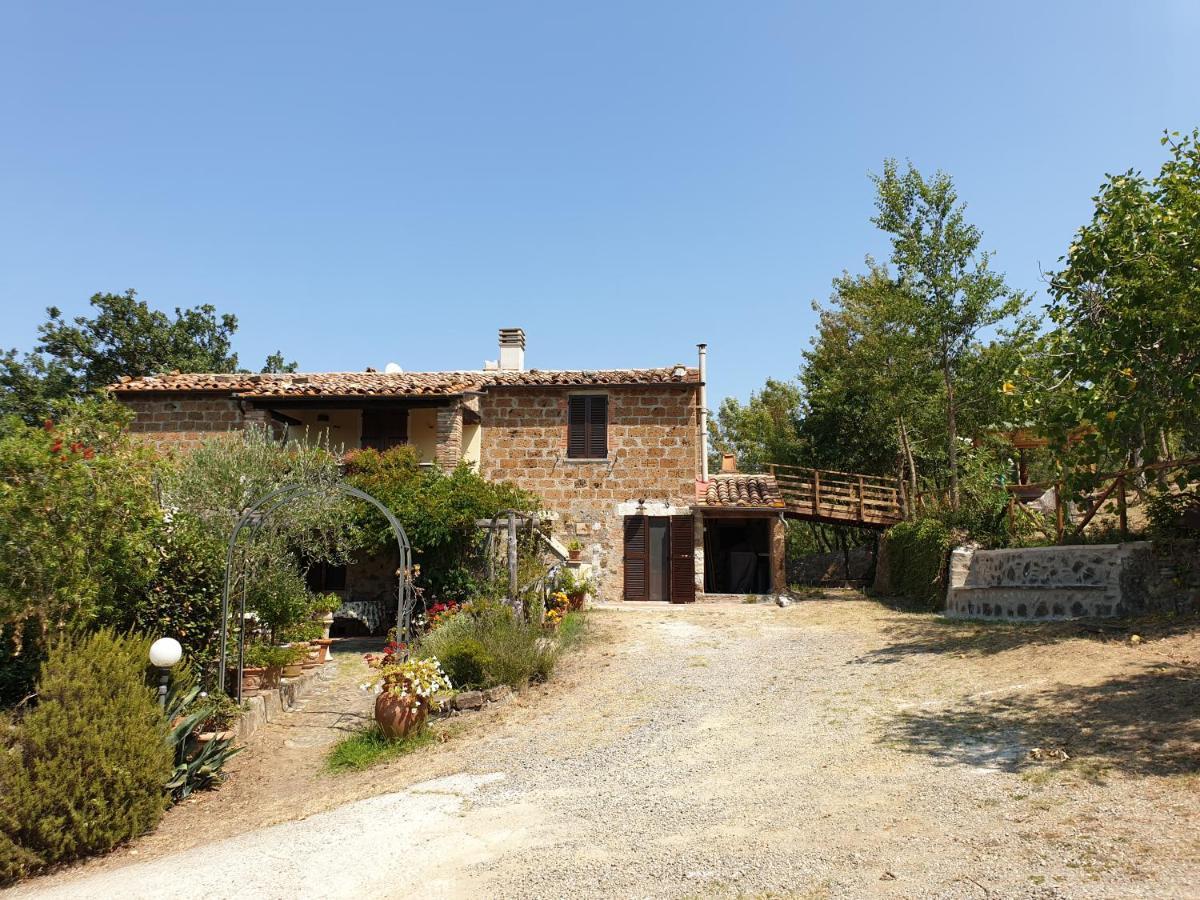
<box><xmin>8</xmin><ymin>599</ymin><xmax>1199</xmax><ymax>899</ymax></box>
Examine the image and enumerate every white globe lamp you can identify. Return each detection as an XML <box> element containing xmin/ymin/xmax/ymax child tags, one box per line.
<box><xmin>149</xmin><ymin>637</ymin><xmax>183</xmax><ymax>708</ymax></box>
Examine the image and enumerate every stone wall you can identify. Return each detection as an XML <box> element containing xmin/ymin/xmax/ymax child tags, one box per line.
<box><xmin>946</xmin><ymin>541</ymin><xmax>1200</xmax><ymax>620</ymax></box>
<box><xmin>120</xmin><ymin>394</ymin><xmax>245</xmax><ymax>451</ymax></box>
<box><xmin>478</xmin><ymin>385</ymin><xmax>700</xmax><ymax>600</ymax></box>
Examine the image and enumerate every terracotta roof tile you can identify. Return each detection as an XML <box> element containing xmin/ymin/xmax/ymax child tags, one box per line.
<box><xmin>697</xmin><ymin>473</ymin><xmax>785</xmax><ymax>509</ymax></box>
<box><xmin>110</xmin><ymin>367</ymin><xmax>698</xmax><ymax>398</ymax></box>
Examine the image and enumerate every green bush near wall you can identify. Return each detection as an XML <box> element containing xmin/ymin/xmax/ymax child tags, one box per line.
<box><xmin>880</xmin><ymin>518</ymin><xmax>954</xmax><ymax>612</ymax></box>
<box><xmin>0</xmin><ymin>629</ymin><xmax>173</xmax><ymax>885</ymax></box>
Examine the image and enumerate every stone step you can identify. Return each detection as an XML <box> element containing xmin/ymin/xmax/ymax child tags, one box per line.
<box><xmin>945</xmin><ymin>585</ymin><xmax>1123</xmax><ymax>620</ymax></box>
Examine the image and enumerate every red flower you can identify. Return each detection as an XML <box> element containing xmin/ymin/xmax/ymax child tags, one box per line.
<box><xmin>49</xmin><ymin>440</ymin><xmax>62</xmax><ymax>453</ymax></box>
<box><xmin>69</xmin><ymin>442</ymin><xmax>83</xmax><ymax>454</ymax></box>
<box><xmin>83</xmin><ymin>448</ymin><xmax>95</xmax><ymax>460</ymax></box>
<box><xmin>43</xmin><ymin>419</ymin><xmax>54</xmax><ymax>431</ymax></box>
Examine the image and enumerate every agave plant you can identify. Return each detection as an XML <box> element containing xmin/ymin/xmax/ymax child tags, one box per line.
<box><xmin>163</xmin><ymin>672</ymin><xmax>242</xmax><ymax>800</ymax></box>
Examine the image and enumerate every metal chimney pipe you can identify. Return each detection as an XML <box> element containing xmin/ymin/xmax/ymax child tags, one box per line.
<box><xmin>697</xmin><ymin>343</ymin><xmax>708</xmax><ymax>483</ymax></box>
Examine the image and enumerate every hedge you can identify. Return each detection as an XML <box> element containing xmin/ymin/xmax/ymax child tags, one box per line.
<box><xmin>879</xmin><ymin>518</ymin><xmax>953</xmax><ymax>612</ymax></box>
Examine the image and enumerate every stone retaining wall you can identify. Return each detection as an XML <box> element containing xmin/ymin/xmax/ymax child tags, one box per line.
<box><xmin>946</xmin><ymin>540</ymin><xmax>1200</xmax><ymax>620</ymax></box>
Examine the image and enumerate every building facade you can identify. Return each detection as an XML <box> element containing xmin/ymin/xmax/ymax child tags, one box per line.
<box><xmin>112</xmin><ymin>329</ymin><xmax>787</xmax><ymax>607</ymax></box>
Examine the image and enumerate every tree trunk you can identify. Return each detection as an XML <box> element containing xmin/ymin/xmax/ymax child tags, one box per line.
<box><xmin>943</xmin><ymin>361</ymin><xmax>960</xmax><ymax>510</ymax></box>
<box><xmin>897</xmin><ymin>416</ymin><xmax>918</xmax><ymax>512</ymax></box>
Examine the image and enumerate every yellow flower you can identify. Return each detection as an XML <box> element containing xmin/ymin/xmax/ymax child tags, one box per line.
<box><xmin>1105</xmin><ymin>411</ymin><xmax>1118</xmax><ymax>422</ymax></box>
<box><xmin>1001</xmin><ymin>381</ymin><xmax>1015</xmax><ymax>395</ymax></box>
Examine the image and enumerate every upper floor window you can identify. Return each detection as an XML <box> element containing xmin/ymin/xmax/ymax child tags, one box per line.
<box><xmin>567</xmin><ymin>395</ymin><xmax>607</xmax><ymax>459</ymax></box>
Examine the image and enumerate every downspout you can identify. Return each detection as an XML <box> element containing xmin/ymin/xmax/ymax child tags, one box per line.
<box><xmin>697</xmin><ymin>343</ymin><xmax>709</xmax><ymax>483</ymax></box>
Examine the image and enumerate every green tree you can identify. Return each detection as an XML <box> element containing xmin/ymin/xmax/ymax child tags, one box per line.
<box><xmin>872</xmin><ymin>161</ymin><xmax>1026</xmax><ymax>508</ymax></box>
<box><xmin>1</xmin><ymin>290</ymin><xmax>296</xmax><ymax>423</ymax></box>
<box><xmin>710</xmin><ymin>379</ymin><xmax>805</xmax><ymax>473</ymax></box>
<box><xmin>1041</xmin><ymin>129</ymin><xmax>1200</xmax><ymax>480</ymax></box>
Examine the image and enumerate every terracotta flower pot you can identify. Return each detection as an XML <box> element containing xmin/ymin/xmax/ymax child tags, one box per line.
<box><xmin>197</xmin><ymin>730</ymin><xmax>236</xmax><ymax>743</ymax></box>
<box><xmin>568</xmin><ymin>591</ymin><xmax>586</xmax><ymax>611</ymax></box>
<box><xmin>240</xmin><ymin>665</ymin><xmax>269</xmax><ymax>695</ymax></box>
<box><xmin>568</xmin><ymin>548</ymin><xmax>582</xmax><ymax>562</ymax></box>
<box><xmin>374</xmin><ymin>690</ymin><xmax>427</xmax><ymax>741</ymax></box>
<box><xmin>281</xmin><ymin>660</ymin><xmax>304</xmax><ymax>679</ymax></box>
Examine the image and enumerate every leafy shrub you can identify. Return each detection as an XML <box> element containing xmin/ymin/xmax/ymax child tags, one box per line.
<box><xmin>879</xmin><ymin>518</ymin><xmax>954</xmax><ymax>611</ymax></box>
<box><xmin>0</xmin><ymin>618</ymin><xmax>44</xmax><ymax>709</ymax></box>
<box><xmin>0</xmin><ymin>401</ymin><xmax>161</xmax><ymax>629</ymax></box>
<box><xmin>417</xmin><ymin>601</ymin><xmax>559</xmax><ymax>690</ymax></box>
<box><xmin>0</xmin><ymin>629</ymin><xmax>173</xmax><ymax>883</ymax></box>
<box><xmin>345</xmin><ymin>447</ymin><xmax>538</xmax><ymax>600</ymax></box>
<box><xmin>1146</xmin><ymin>487</ymin><xmax>1200</xmax><ymax>539</ymax></box>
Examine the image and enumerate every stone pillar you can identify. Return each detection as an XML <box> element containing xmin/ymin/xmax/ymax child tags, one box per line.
<box><xmin>435</xmin><ymin>402</ymin><xmax>462</xmax><ymax>471</ymax></box>
<box><xmin>770</xmin><ymin>516</ymin><xmax>787</xmax><ymax>593</ymax></box>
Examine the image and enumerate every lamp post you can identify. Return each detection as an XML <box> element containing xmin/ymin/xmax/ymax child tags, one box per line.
<box><xmin>149</xmin><ymin>637</ymin><xmax>183</xmax><ymax>708</ymax></box>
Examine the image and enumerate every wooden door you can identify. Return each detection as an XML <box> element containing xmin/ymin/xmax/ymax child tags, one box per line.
<box><xmin>670</xmin><ymin>515</ymin><xmax>696</xmax><ymax>603</ymax></box>
<box><xmin>623</xmin><ymin>516</ymin><xmax>648</xmax><ymax>600</ymax></box>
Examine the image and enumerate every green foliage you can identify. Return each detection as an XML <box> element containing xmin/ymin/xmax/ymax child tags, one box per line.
<box><xmin>1146</xmin><ymin>487</ymin><xmax>1200</xmax><ymax>539</ymax></box>
<box><xmin>0</xmin><ymin>618</ymin><xmax>44</xmax><ymax>709</ymax></box>
<box><xmin>417</xmin><ymin>601</ymin><xmax>560</xmax><ymax>691</ymax></box>
<box><xmin>345</xmin><ymin>446</ymin><xmax>538</xmax><ymax>600</ymax></box>
<box><xmin>880</xmin><ymin>518</ymin><xmax>954</xmax><ymax>611</ymax></box>
<box><xmin>0</xmin><ymin>629</ymin><xmax>173</xmax><ymax>883</ymax></box>
<box><xmin>242</xmin><ymin>643</ymin><xmax>303</xmax><ymax>669</ymax></box>
<box><xmin>160</xmin><ymin>426</ymin><xmax>359</xmax><ymax>650</ymax></box>
<box><xmin>710</xmin><ymin>379</ymin><xmax>806</xmax><ymax>472</ymax></box>
<box><xmin>1</xmin><ymin>290</ymin><xmax>295</xmax><ymax>424</ymax></box>
<box><xmin>0</xmin><ymin>400</ymin><xmax>161</xmax><ymax>629</ymax></box>
<box><xmin>324</xmin><ymin>724</ymin><xmax>435</xmax><ymax>773</ymax></box>
<box><xmin>1037</xmin><ymin>129</ymin><xmax>1200</xmax><ymax>481</ymax></box>
<box><xmin>163</xmin><ymin>670</ymin><xmax>241</xmax><ymax>800</ymax></box>
<box><xmin>872</xmin><ymin>160</ymin><xmax>1028</xmax><ymax>509</ymax></box>
<box><xmin>101</xmin><ymin>517</ymin><xmax>227</xmax><ymax>664</ymax></box>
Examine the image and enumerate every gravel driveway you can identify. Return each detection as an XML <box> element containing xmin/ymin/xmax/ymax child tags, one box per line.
<box><xmin>8</xmin><ymin>597</ymin><xmax>1199</xmax><ymax>899</ymax></box>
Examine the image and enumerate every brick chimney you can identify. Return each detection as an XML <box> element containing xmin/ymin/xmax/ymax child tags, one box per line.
<box><xmin>498</xmin><ymin>328</ymin><xmax>525</xmax><ymax>371</ymax></box>
<box><xmin>721</xmin><ymin>452</ymin><xmax>737</xmax><ymax>473</ymax></box>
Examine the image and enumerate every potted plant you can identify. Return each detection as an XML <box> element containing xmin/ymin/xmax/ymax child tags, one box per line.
<box><xmin>284</xmin><ymin>622</ymin><xmax>324</xmax><ymax>669</ymax></box>
<box><xmin>275</xmin><ymin>644</ymin><xmax>307</xmax><ymax>679</ymax></box>
<box><xmin>311</xmin><ymin>591</ymin><xmax>342</xmax><ymax>640</ymax></box>
<box><xmin>567</xmin><ymin>538</ymin><xmax>584</xmax><ymax>563</ymax></box>
<box><xmin>241</xmin><ymin>643</ymin><xmax>294</xmax><ymax>692</ymax></box>
<box><xmin>196</xmin><ymin>692</ymin><xmax>245</xmax><ymax>743</ymax></box>
<box><xmin>365</xmin><ymin>642</ymin><xmax>451</xmax><ymax>740</ymax></box>
<box><xmin>557</xmin><ymin>568</ymin><xmax>591</xmax><ymax>610</ymax></box>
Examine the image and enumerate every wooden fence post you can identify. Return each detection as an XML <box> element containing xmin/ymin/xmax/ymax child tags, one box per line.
<box><xmin>812</xmin><ymin>469</ymin><xmax>820</xmax><ymax>517</ymax></box>
<box><xmin>507</xmin><ymin>511</ymin><xmax>518</xmax><ymax>601</ymax></box>
<box><xmin>857</xmin><ymin>475</ymin><xmax>865</xmax><ymax>521</ymax></box>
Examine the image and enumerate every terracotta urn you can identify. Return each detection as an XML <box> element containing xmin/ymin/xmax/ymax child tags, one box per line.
<box><xmin>569</xmin><ymin>591</ymin><xmax>586</xmax><ymax>611</ymax></box>
<box><xmin>568</xmin><ymin>548</ymin><xmax>582</xmax><ymax>562</ymax></box>
<box><xmin>312</xmin><ymin>637</ymin><xmax>334</xmax><ymax>664</ymax></box>
<box><xmin>240</xmin><ymin>665</ymin><xmax>269</xmax><ymax>695</ymax></box>
<box><xmin>374</xmin><ymin>689</ymin><xmax>427</xmax><ymax>741</ymax></box>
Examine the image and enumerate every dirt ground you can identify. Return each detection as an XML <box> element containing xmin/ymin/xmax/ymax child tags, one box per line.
<box><xmin>8</xmin><ymin>593</ymin><xmax>1200</xmax><ymax>899</ymax></box>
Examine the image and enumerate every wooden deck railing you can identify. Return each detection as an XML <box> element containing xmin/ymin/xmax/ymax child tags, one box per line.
<box><xmin>1007</xmin><ymin>456</ymin><xmax>1200</xmax><ymax>543</ymax></box>
<box><xmin>767</xmin><ymin>464</ymin><xmax>904</xmax><ymax>528</ymax></box>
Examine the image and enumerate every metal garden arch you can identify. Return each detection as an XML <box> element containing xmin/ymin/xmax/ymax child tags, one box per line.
<box><xmin>217</xmin><ymin>482</ymin><xmax>413</xmax><ymax>701</ymax></box>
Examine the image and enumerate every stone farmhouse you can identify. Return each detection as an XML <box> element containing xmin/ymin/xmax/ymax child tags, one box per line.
<box><xmin>111</xmin><ymin>329</ymin><xmax>787</xmax><ymax>614</ymax></box>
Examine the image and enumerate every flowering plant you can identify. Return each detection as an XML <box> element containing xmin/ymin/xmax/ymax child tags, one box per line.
<box><xmin>544</xmin><ymin>590</ymin><xmax>571</xmax><ymax>628</ymax></box>
<box><xmin>365</xmin><ymin>651</ymin><xmax>452</xmax><ymax>714</ymax></box>
<box><xmin>415</xmin><ymin>600</ymin><xmax>466</xmax><ymax>632</ymax></box>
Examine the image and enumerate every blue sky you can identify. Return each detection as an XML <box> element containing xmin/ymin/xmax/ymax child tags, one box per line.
<box><xmin>2</xmin><ymin>2</ymin><xmax>1198</xmax><ymax>405</ymax></box>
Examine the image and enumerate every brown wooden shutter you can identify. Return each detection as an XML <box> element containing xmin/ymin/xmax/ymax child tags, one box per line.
<box><xmin>588</xmin><ymin>395</ymin><xmax>607</xmax><ymax>458</ymax></box>
<box><xmin>623</xmin><ymin>515</ymin><xmax>648</xmax><ymax>600</ymax></box>
<box><xmin>669</xmin><ymin>514</ymin><xmax>696</xmax><ymax>603</ymax></box>
<box><xmin>567</xmin><ymin>395</ymin><xmax>607</xmax><ymax>459</ymax></box>
<box><xmin>567</xmin><ymin>396</ymin><xmax>588</xmax><ymax>458</ymax></box>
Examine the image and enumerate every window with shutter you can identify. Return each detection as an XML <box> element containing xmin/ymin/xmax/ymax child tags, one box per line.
<box><xmin>567</xmin><ymin>395</ymin><xmax>607</xmax><ymax>459</ymax></box>
<box><xmin>361</xmin><ymin>408</ymin><xmax>409</xmax><ymax>450</ymax></box>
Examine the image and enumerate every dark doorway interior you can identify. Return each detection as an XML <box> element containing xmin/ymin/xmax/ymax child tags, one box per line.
<box><xmin>647</xmin><ymin>517</ymin><xmax>671</xmax><ymax>601</ymax></box>
<box><xmin>703</xmin><ymin>517</ymin><xmax>771</xmax><ymax>593</ymax></box>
